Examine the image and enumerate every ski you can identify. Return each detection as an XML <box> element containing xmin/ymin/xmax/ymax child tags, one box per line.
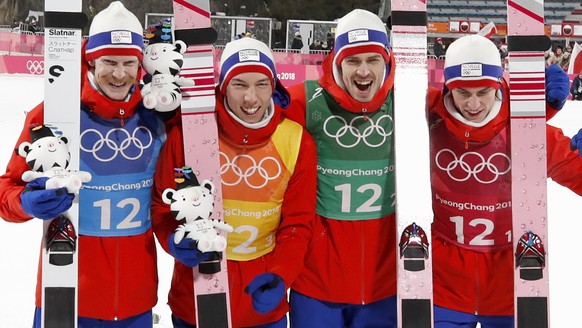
<box><xmin>507</xmin><ymin>1</ymin><xmax>552</xmax><ymax>327</ymax></box>
<box><xmin>390</xmin><ymin>1</ymin><xmax>433</xmax><ymax>328</ymax></box>
<box><xmin>172</xmin><ymin>0</ymin><xmax>232</xmax><ymax>326</ymax></box>
<box><xmin>41</xmin><ymin>0</ymin><xmax>87</xmax><ymax>327</ymax></box>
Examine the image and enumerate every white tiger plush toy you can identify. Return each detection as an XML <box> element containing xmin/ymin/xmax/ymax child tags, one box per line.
<box><xmin>17</xmin><ymin>125</ymin><xmax>91</xmax><ymax>193</ymax></box>
<box><xmin>162</xmin><ymin>170</ymin><xmax>233</xmax><ymax>252</ymax></box>
<box><xmin>141</xmin><ymin>40</ymin><xmax>194</xmax><ymax>112</ymax></box>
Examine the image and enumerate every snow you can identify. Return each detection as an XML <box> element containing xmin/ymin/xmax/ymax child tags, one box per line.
<box><xmin>1</xmin><ymin>74</ymin><xmax>582</xmax><ymax>326</ymax></box>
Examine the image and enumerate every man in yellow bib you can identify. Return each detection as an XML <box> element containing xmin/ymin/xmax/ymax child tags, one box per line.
<box><xmin>152</xmin><ymin>38</ymin><xmax>317</xmax><ymax>327</ymax></box>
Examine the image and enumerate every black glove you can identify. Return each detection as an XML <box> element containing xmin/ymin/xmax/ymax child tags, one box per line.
<box><xmin>20</xmin><ymin>177</ymin><xmax>74</xmax><ymax>219</ymax></box>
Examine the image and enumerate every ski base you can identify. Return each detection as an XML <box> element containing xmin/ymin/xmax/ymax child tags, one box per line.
<box><xmin>516</xmin><ymin>297</ymin><xmax>548</xmax><ymax>328</ymax></box>
<box><xmin>197</xmin><ymin>293</ymin><xmax>229</xmax><ymax>327</ymax></box>
<box><xmin>175</xmin><ymin>28</ymin><xmax>218</xmax><ymax>46</ymax></box>
<box><xmin>44</xmin><ymin>287</ymin><xmax>75</xmax><ymax>328</ymax></box>
<box><xmin>402</xmin><ymin>299</ymin><xmax>432</xmax><ymax>328</ymax></box>
<box><xmin>44</xmin><ymin>11</ymin><xmax>88</xmax><ymax>29</ymax></box>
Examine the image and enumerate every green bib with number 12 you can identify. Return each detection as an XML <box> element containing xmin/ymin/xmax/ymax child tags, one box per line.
<box><xmin>305</xmin><ymin>80</ymin><xmax>395</xmax><ymax>220</ymax></box>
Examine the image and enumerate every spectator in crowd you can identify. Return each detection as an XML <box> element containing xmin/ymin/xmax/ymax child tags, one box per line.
<box><xmin>547</xmin><ymin>45</ymin><xmax>564</xmax><ymax>66</ymax></box>
<box><xmin>291</xmin><ymin>31</ymin><xmax>303</xmax><ymax>50</ymax></box>
<box><xmin>320</xmin><ymin>41</ymin><xmax>330</xmax><ymax>51</ymax></box>
<box><xmin>433</xmin><ymin>37</ymin><xmax>446</xmax><ymax>58</ymax></box>
<box><xmin>497</xmin><ymin>40</ymin><xmax>508</xmax><ymax>62</ymax></box>
<box><xmin>325</xmin><ymin>32</ymin><xmax>334</xmax><ymax>50</ymax></box>
<box><xmin>309</xmin><ymin>39</ymin><xmax>322</xmax><ymax>51</ymax></box>
<box><xmin>565</xmin><ymin>45</ymin><xmax>573</xmax><ymax>54</ymax></box>
<box><xmin>571</xmin><ymin>70</ymin><xmax>582</xmax><ymax>100</ymax></box>
<box><xmin>561</xmin><ymin>50</ymin><xmax>571</xmax><ymax>72</ymax></box>
<box><xmin>26</xmin><ymin>16</ymin><xmax>39</xmax><ymax>34</ymax></box>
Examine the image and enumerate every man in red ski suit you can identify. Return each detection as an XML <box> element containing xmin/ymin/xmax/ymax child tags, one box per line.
<box><xmin>0</xmin><ymin>2</ymin><xmax>173</xmax><ymax>327</ymax></box>
<box><xmin>427</xmin><ymin>34</ymin><xmax>581</xmax><ymax>327</ymax></box>
<box><xmin>284</xmin><ymin>9</ymin><xmax>398</xmax><ymax>327</ymax></box>
<box><xmin>151</xmin><ymin>37</ymin><xmax>317</xmax><ymax>327</ymax></box>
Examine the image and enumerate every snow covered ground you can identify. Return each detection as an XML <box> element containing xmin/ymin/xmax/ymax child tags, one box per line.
<box><xmin>1</xmin><ymin>74</ymin><xmax>582</xmax><ymax>327</ymax></box>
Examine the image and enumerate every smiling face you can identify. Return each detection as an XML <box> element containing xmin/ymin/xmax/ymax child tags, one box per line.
<box><xmin>225</xmin><ymin>72</ymin><xmax>273</xmax><ymax>124</ymax></box>
<box><xmin>340</xmin><ymin>52</ymin><xmax>385</xmax><ymax>102</ymax></box>
<box><xmin>450</xmin><ymin>86</ymin><xmax>498</xmax><ymax>123</ymax></box>
<box><xmin>89</xmin><ymin>55</ymin><xmax>140</xmax><ymax>101</ymax></box>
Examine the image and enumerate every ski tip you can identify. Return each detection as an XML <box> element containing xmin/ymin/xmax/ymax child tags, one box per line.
<box><xmin>44</xmin><ymin>11</ymin><xmax>88</xmax><ymax>30</ymax></box>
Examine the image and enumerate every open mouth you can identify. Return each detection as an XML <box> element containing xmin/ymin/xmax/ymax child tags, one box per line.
<box><xmin>465</xmin><ymin>109</ymin><xmax>482</xmax><ymax>115</ymax></box>
<box><xmin>242</xmin><ymin>106</ymin><xmax>260</xmax><ymax>115</ymax></box>
<box><xmin>355</xmin><ymin>80</ymin><xmax>372</xmax><ymax>92</ymax></box>
<box><xmin>110</xmin><ymin>81</ymin><xmax>126</xmax><ymax>88</ymax></box>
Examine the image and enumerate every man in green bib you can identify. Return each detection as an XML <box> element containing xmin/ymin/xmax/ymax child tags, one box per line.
<box><xmin>284</xmin><ymin>9</ymin><xmax>398</xmax><ymax>328</ymax></box>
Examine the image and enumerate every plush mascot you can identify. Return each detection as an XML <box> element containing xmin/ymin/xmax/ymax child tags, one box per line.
<box><xmin>162</xmin><ymin>167</ymin><xmax>233</xmax><ymax>252</ymax></box>
<box><xmin>141</xmin><ymin>39</ymin><xmax>194</xmax><ymax>112</ymax></box>
<box><xmin>17</xmin><ymin>124</ymin><xmax>91</xmax><ymax>193</ymax></box>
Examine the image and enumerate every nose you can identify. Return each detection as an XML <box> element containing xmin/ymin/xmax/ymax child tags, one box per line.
<box><xmin>467</xmin><ymin>94</ymin><xmax>480</xmax><ymax>110</ymax></box>
<box><xmin>112</xmin><ymin>66</ymin><xmax>126</xmax><ymax>80</ymax></box>
<box><xmin>357</xmin><ymin>62</ymin><xmax>371</xmax><ymax>77</ymax></box>
<box><xmin>243</xmin><ymin>87</ymin><xmax>258</xmax><ymax>103</ymax></box>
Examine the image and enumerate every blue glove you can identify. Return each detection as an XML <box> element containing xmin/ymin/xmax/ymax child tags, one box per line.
<box><xmin>168</xmin><ymin>232</ymin><xmax>210</xmax><ymax>267</ymax></box>
<box><xmin>20</xmin><ymin>177</ymin><xmax>74</xmax><ymax>220</ymax></box>
<box><xmin>545</xmin><ymin>64</ymin><xmax>569</xmax><ymax>110</ymax></box>
<box><xmin>244</xmin><ymin>273</ymin><xmax>285</xmax><ymax>314</ymax></box>
<box><xmin>571</xmin><ymin>128</ymin><xmax>582</xmax><ymax>154</ymax></box>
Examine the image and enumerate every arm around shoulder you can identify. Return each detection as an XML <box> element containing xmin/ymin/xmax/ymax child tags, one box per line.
<box><xmin>266</xmin><ymin>128</ymin><xmax>317</xmax><ymax>285</ymax></box>
<box><xmin>282</xmin><ymin>82</ymin><xmax>308</xmax><ymax>126</ymax></box>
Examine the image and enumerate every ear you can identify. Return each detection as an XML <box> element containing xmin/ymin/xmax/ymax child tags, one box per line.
<box><xmin>88</xmin><ymin>59</ymin><xmax>95</xmax><ymax>67</ymax></box>
<box><xmin>202</xmin><ymin>179</ymin><xmax>215</xmax><ymax>194</ymax></box>
<box><xmin>17</xmin><ymin>142</ymin><xmax>32</xmax><ymax>157</ymax></box>
<box><xmin>60</xmin><ymin>136</ymin><xmax>68</xmax><ymax>145</ymax></box>
<box><xmin>174</xmin><ymin>40</ymin><xmax>187</xmax><ymax>55</ymax></box>
<box><xmin>162</xmin><ymin>189</ymin><xmax>176</xmax><ymax>205</ymax></box>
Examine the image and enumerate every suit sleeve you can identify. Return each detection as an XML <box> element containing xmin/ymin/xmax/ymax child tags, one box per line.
<box><xmin>151</xmin><ymin>124</ymin><xmax>185</xmax><ymax>254</ymax></box>
<box><xmin>0</xmin><ymin>103</ymin><xmax>44</xmax><ymax>223</ymax></box>
<box><xmin>283</xmin><ymin>83</ymin><xmax>308</xmax><ymax>127</ymax></box>
<box><xmin>266</xmin><ymin>129</ymin><xmax>317</xmax><ymax>286</ymax></box>
<box><xmin>547</xmin><ymin>123</ymin><xmax>582</xmax><ymax>196</ymax></box>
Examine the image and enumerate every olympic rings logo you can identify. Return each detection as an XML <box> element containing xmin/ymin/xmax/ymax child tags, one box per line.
<box><xmin>220</xmin><ymin>152</ymin><xmax>282</xmax><ymax>189</ymax></box>
<box><xmin>323</xmin><ymin>114</ymin><xmax>393</xmax><ymax>148</ymax></box>
<box><xmin>80</xmin><ymin>126</ymin><xmax>153</xmax><ymax>162</ymax></box>
<box><xmin>26</xmin><ymin>60</ymin><xmax>44</xmax><ymax>75</ymax></box>
<box><xmin>435</xmin><ymin>149</ymin><xmax>511</xmax><ymax>184</ymax></box>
